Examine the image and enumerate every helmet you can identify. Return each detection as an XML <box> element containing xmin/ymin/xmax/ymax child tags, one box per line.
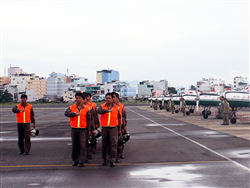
<box><xmin>30</xmin><ymin>129</ymin><xmax>39</xmax><ymax>137</ymax></box>
<box><xmin>93</xmin><ymin>129</ymin><xmax>102</xmax><ymax>138</ymax></box>
<box><xmin>122</xmin><ymin>132</ymin><xmax>130</xmax><ymax>144</ymax></box>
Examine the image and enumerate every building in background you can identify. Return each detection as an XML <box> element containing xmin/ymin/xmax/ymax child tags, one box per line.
<box><xmin>96</xmin><ymin>69</ymin><xmax>119</xmax><ymax>84</ymax></box>
<box><xmin>10</xmin><ymin>74</ymin><xmax>32</xmax><ymax>93</ymax></box>
<box><xmin>0</xmin><ymin>77</ymin><xmax>9</xmax><ymax>85</ymax></box>
<box><xmin>8</xmin><ymin>66</ymin><xmax>27</xmax><ymax>82</ymax></box>
<box><xmin>85</xmin><ymin>84</ymin><xmax>105</xmax><ymax>95</ymax></box>
<box><xmin>138</xmin><ymin>81</ymin><xmax>154</xmax><ymax>98</ymax></box>
<box><xmin>18</xmin><ymin>90</ymin><xmax>39</xmax><ymax>102</ymax></box>
<box><xmin>233</xmin><ymin>76</ymin><xmax>248</xmax><ymax>91</ymax></box>
<box><xmin>196</xmin><ymin>78</ymin><xmax>226</xmax><ymax>94</ymax></box>
<box><xmin>122</xmin><ymin>87</ymin><xmax>136</xmax><ymax>97</ymax></box>
<box><xmin>26</xmin><ymin>74</ymin><xmax>47</xmax><ymax>99</ymax></box>
<box><xmin>47</xmin><ymin>73</ymin><xmax>70</xmax><ymax>98</ymax></box>
<box><xmin>47</xmin><ymin>72</ymin><xmax>89</xmax><ymax>99</ymax></box>
<box><xmin>138</xmin><ymin>80</ymin><xmax>168</xmax><ymax>98</ymax></box>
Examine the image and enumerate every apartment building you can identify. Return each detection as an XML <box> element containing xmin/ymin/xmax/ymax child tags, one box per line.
<box><xmin>26</xmin><ymin>75</ymin><xmax>47</xmax><ymax>99</ymax></box>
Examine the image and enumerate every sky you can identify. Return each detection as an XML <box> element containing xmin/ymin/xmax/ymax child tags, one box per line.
<box><xmin>0</xmin><ymin>0</ymin><xmax>249</xmax><ymax>89</ymax></box>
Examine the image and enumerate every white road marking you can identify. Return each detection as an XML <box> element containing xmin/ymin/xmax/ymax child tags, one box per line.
<box><xmin>0</xmin><ymin>137</ymin><xmax>71</xmax><ymax>142</ymax></box>
<box><xmin>0</xmin><ymin>131</ymin><xmax>13</xmax><ymax>134</ymax></box>
<box><xmin>0</xmin><ymin>121</ymin><xmax>17</xmax><ymax>124</ymax></box>
<box><xmin>28</xmin><ymin>183</ymin><xmax>40</xmax><ymax>186</ymax></box>
<box><xmin>128</xmin><ymin>108</ymin><xmax>250</xmax><ymax>172</ymax></box>
<box><xmin>145</xmin><ymin>124</ymin><xmax>187</xmax><ymax>126</ymax></box>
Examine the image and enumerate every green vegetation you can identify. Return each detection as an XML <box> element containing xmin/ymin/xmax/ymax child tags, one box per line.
<box><xmin>0</xmin><ymin>90</ymin><xmax>13</xmax><ymax>103</ymax></box>
<box><xmin>168</xmin><ymin>87</ymin><xmax>177</xmax><ymax>94</ymax></box>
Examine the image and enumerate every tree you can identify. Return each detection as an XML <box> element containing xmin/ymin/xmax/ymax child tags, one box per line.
<box><xmin>0</xmin><ymin>89</ymin><xmax>13</xmax><ymax>103</ymax></box>
<box><xmin>189</xmin><ymin>85</ymin><xmax>196</xmax><ymax>90</ymax></box>
<box><xmin>168</xmin><ymin>87</ymin><xmax>177</xmax><ymax>94</ymax></box>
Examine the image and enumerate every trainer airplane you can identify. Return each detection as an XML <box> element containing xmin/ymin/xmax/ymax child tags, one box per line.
<box><xmin>223</xmin><ymin>87</ymin><xmax>250</xmax><ymax>124</ymax></box>
<box><xmin>196</xmin><ymin>90</ymin><xmax>221</xmax><ymax>119</ymax></box>
<box><xmin>149</xmin><ymin>90</ymin><xmax>198</xmax><ymax>116</ymax></box>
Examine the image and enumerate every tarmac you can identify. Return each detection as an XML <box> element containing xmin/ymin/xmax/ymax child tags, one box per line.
<box><xmin>0</xmin><ymin>104</ymin><xmax>249</xmax><ymax>187</ymax></box>
<box><xmin>140</xmin><ymin>105</ymin><xmax>250</xmax><ymax>140</ymax></box>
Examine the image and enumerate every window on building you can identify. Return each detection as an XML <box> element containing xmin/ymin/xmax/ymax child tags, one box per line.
<box><xmin>22</xmin><ymin>78</ymin><xmax>24</xmax><ymax>80</ymax></box>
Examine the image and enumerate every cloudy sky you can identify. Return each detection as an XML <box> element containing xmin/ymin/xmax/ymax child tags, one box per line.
<box><xmin>0</xmin><ymin>0</ymin><xmax>249</xmax><ymax>89</ymax></box>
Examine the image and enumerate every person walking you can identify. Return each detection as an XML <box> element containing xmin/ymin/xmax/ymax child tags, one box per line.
<box><xmin>168</xmin><ymin>99</ymin><xmax>175</xmax><ymax>114</ymax></box>
<box><xmin>12</xmin><ymin>94</ymin><xmax>36</xmax><ymax>155</ymax></box>
<box><xmin>180</xmin><ymin>98</ymin><xmax>186</xmax><ymax>116</ymax></box>
<box><xmin>220</xmin><ymin>96</ymin><xmax>226</xmax><ymax>125</ymax></box>
<box><xmin>222</xmin><ymin>98</ymin><xmax>230</xmax><ymax>125</ymax></box>
<box><xmin>97</xmin><ymin>93</ymin><xmax>121</xmax><ymax>167</ymax></box>
<box><xmin>64</xmin><ymin>93</ymin><xmax>92</xmax><ymax>167</ymax></box>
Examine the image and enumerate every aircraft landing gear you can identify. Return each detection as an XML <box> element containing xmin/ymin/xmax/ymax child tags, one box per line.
<box><xmin>202</xmin><ymin>107</ymin><xmax>211</xmax><ymax>119</ymax></box>
<box><xmin>175</xmin><ymin>110</ymin><xmax>179</xmax><ymax>113</ymax></box>
<box><xmin>230</xmin><ymin>109</ymin><xmax>237</xmax><ymax>124</ymax></box>
<box><xmin>231</xmin><ymin>118</ymin><xmax>237</xmax><ymax>124</ymax></box>
<box><xmin>186</xmin><ymin>111</ymin><xmax>190</xmax><ymax>116</ymax></box>
<box><xmin>189</xmin><ymin>109</ymin><xmax>194</xmax><ymax>113</ymax></box>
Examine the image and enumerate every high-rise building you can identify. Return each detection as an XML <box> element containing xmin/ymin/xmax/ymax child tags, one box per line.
<box><xmin>96</xmin><ymin>69</ymin><xmax>119</xmax><ymax>84</ymax></box>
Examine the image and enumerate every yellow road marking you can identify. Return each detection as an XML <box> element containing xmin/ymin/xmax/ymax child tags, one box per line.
<box><xmin>0</xmin><ymin>160</ymin><xmax>229</xmax><ymax>168</ymax></box>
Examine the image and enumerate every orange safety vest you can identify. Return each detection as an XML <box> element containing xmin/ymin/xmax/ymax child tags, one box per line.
<box><xmin>16</xmin><ymin>103</ymin><xmax>32</xmax><ymax>123</ymax></box>
<box><xmin>100</xmin><ymin>103</ymin><xmax>119</xmax><ymax>127</ymax></box>
<box><xmin>88</xmin><ymin>102</ymin><xmax>96</xmax><ymax>110</ymax></box>
<box><xmin>69</xmin><ymin>104</ymin><xmax>90</xmax><ymax>128</ymax></box>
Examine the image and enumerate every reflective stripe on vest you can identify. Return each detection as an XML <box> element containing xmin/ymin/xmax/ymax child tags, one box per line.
<box><xmin>107</xmin><ymin>112</ymin><xmax>111</xmax><ymax>125</ymax></box>
<box><xmin>23</xmin><ymin>112</ymin><xmax>26</xmax><ymax>123</ymax></box>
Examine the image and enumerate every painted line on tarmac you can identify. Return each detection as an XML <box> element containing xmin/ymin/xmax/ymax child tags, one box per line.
<box><xmin>0</xmin><ymin>160</ymin><xmax>229</xmax><ymax>168</ymax></box>
<box><xmin>128</xmin><ymin>108</ymin><xmax>250</xmax><ymax>172</ymax></box>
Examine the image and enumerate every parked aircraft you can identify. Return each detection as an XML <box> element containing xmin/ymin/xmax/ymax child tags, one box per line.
<box><xmin>223</xmin><ymin>88</ymin><xmax>250</xmax><ymax>124</ymax></box>
<box><xmin>196</xmin><ymin>91</ymin><xmax>221</xmax><ymax>119</ymax></box>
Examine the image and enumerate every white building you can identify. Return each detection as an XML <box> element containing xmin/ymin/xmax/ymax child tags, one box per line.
<box><xmin>47</xmin><ymin>72</ymin><xmax>89</xmax><ymax>98</ymax></box>
<box><xmin>233</xmin><ymin>76</ymin><xmax>248</xmax><ymax>91</ymax></box>
<box><xmin>138</xmin><ymin>80</ymin><xmax>168</xmax><ymax>97</ymax></box>
<box><xmin>47</xmin><ymin>76</ymin><xmax>70</xmax><ymax>97</ymax></box>
<box><xmin>196</xmin><ymin>78</ymin><xmax>225</xmax><ymax>94</ymax></box>
<box><xmin>63</xmin><ymin>90</ymin><xmax>76</xmax><ymax>103</ymax></box>
<box><xmin>8</xmin><ymin>67</ymin><xmax>27</xmax><ymax>82</ymax></box>
<box><xmin>18</xmin><ymin>90</ymin><xmax>39</xmax><ymax>102</ymax></box>
<box><xmin>104</xmin><ymin>81</ymin><xmax>130</xmax><ymax>97</ymax></box>
<box><xmin>138</xmin><ymin>81</ymin><xmax>154</xmax><ymax>98</ymax></box>
<box><xmin>10</xmin><ymin>74</ymin><xmax>32</xmax><ymax>93</ymax></box>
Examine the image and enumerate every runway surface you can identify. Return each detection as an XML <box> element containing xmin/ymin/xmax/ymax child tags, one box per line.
<box><xmin>0</xmin><ymin>105</ymin><xmax>249</xmax><ymax>187</ymax></box>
